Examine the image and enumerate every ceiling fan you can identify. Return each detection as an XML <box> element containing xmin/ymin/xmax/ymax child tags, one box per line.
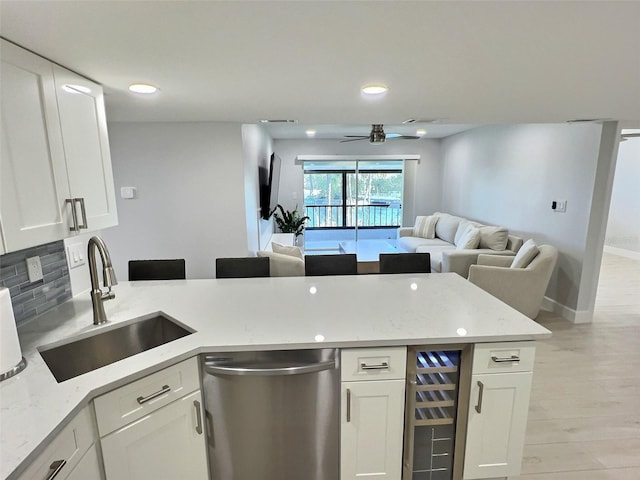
<box><xmin>341</xmin><ymin>124</ymin><xmax>420</xmax><ymax>143</ymax></box>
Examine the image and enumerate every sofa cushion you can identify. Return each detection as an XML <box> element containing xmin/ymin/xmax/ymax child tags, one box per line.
<box><xmin>434</xmin><ymin>213</ymin><xmax>463</xmax><ymax>244</ymax></box>
<box><xmin>398</xmin><ymin>236</ymin><xmax>451</xmax><ymax>253</ymax></box>
<box><xmin>478</xmin><ymin>226</ymin><xmax>509</xmax><ymax>251</ymax></box>
<box><xmin>454</xmin><ymin>220</ymin><xmax>478</xmax><ymax>245</ymax></box>
<box><xmin>416</xmin><ymin>245</ymin><xmax>455</xmax><ymax>273</ymax></box>
<box><xmin>257</xmin><ymin>250</ymin><xmax>304</xmax><ymax>276</ymax></box>
<box><xmin>413</xmin><ymin>215</ymin><xmax>439</xmax><ymax>239</ymax></box>
<box><xmin>456</xmin><ymin>225</ymin><xmax>481</xmax><ymax>250</ymax></box>
<box><xmin>272</xmin><ymin>242</ymin><xmax>303</xmax><ymax>259</ymax></box>
<box><xmin>510</xmin><ymin>239</ymin><xmax>539</xmax><ymax>268</ymax></box>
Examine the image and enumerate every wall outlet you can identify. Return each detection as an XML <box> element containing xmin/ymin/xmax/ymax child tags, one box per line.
<box><xmin>26</xmin><ymin>256</ymin><xmax>43</xmax><ymax>282</ymax></box>
<box><xmin>66</xmin><ymin>242</ymin><xmax>86</xmax><ymax>269</ymax></box>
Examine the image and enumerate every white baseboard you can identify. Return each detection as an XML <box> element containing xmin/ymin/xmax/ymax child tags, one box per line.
<box><xmin>603</xmin><ymin>245</ymin><xmax>640</xmax><ymax>261</ymax></box>
<box><xmin>541</xmin><ymin>297</ymin><xmax>593</xmax><ymax>324</ymax></box>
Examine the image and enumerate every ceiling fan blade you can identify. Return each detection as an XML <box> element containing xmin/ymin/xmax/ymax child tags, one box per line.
<box><xmin>387</xmin><ymin>135</ymin><xmax>420</xmax><ymax>140</ymax></box>
<box><xmin>340</xmin><ymin>137</ymin><xmax>367</xmax><ymax>143</ymax></box>
<box><xmin>343</xmin><ymin>135</ymin><xmax>369</xmax><ymax>138</ymax></box>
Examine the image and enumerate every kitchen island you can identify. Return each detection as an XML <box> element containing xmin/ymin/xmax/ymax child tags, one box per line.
<box><xmin>0</xmin><ymin>273</ymin><xmax>550</xmax><ymax>479</ymax></box>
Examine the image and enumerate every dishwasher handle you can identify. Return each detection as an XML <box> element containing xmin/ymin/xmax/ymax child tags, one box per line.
<box><xmin>204</xmin><ymin>359</ymin><xmax>336</xmax><ymax>376</ymax></box>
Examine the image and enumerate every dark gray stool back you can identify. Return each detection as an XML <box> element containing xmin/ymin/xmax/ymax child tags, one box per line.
<box><xmin>304</xmin><ymin>254</ymin><xmax>358</xmax><ymax>276</ymax></box>
<box><xmin>379</xmin><ymin>253</ymin><xmax>431</xmax><ymax>274</ymax></box>
<box><xmin>215</xmin><ymin>257</ymin><xmax>270</xmax><ymax>278</ymax></box>
<box><xmin>128</xmin><ymin>259</ymin><xmax>186</xmax><ymax>281</ymax></box>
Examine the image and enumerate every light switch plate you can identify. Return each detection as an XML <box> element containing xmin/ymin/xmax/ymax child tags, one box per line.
<box><xmin>26</xmin><ymin>256</ymin><xmax>43</xmax><ymax>282</ymax></box>
<box><xmin>66</xmin><ymin>242</ymin><xmax>86</xmax><ymax>269</ymax></box>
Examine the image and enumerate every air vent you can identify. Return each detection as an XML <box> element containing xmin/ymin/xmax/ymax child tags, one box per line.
<box><xmin>259</xmin><ymin>119</ymin><xmax>297</xmax><ymax>123</ymax></box>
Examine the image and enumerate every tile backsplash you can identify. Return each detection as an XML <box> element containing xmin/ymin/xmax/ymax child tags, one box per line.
<box><xmin>0</xmin><ymin>241</ymin><xmax>71</xmax><ymax>324</ymax></box>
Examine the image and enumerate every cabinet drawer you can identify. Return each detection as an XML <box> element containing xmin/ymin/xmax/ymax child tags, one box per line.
<box><xmin>341</xmin><ymin>347</ymin><xmax>407</xmax><ymax>381</ymax></box>
<box><xmin>17</xmin><ymin>406</ymin><xmax>95</xmax><ymax>480</ymax></box>
<box><xmin>472</xmin><ymin>342</ymin><xmax>535</xmax><ymax>374</ymax></box>
<box><xmin>94</xmin><ymin>357</ymin><xmax>200</xmax><ymax>436</ymax></box>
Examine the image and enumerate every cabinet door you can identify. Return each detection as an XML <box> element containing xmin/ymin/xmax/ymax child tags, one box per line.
<box><xmin>463</xmin><ymin>372</ymin><xmax>532</xmax><ymax>479</ymax></box>
<box><xmin>101</xmin><ymin>390</ymin><xmax>208</xmax><ymax>480</ymax></box>
<box><xmin>65</xmin><ymin>444</ymin><xmax>103</xmax><ymax>480</ymax></box>
<box><xmin>341</xmin><ymin>380</ymin><xmax>405</xmax><ymax>480</ymax></box>
<box><xmin>53</xmin><ymin>66</ymin><xmax>118</xmax><ymax>231</ymax></box>
<box><xmin>0</xmin><ymin>40</ymin><xmax>71</xmax><ymax>251</ymax></box>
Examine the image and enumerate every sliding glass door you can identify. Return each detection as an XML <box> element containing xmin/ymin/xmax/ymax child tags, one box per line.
<box><xmin>303</xmin><ymin>159</ymin><xmax>403</xmax><ymax>249</ymax></box>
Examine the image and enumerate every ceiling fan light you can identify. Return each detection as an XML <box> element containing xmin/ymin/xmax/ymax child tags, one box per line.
<box><xmin>305</xmin><ymin>129</ymin><xmax>316</xmax><ymax>137</ymax></box>
<box><xmin>416</xmin><ymin>129</ymin><xmax>427</xmax><ymax>136</ymax></box>
<box><xmin>361</xmin><ymin>84</ymin><xmax>388</xmax><ymax>95</ymax></box>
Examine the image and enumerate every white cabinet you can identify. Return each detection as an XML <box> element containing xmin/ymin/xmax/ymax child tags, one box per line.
<box><xmin>100</xmin><ymin>390</ymin><xmax>208</xmax><ymax>480</ymax></box>
<box><xmin>16</xmin><ymin>406</ymin><xmax>101</xmax><ymax>480</ymax></box>
<box><xmin>0</xmin><ymin>39</ymin><xmax>117</xmax><ymax>253</ymax></box>
<box><xmin>94</xmin><ymin>358</ymin><xmax>208</xmax><ymax>480</ymax></box>
<box><xmin>463</xmin><ymin>342</ymin><xmax>535</xmax><ymax>479</ymax></box>
<box><xmin>0</xmin><ymin>40</ymin><xmax>71</xmax><ymax>252</ymax></box>
<box><xmin>341</xmin><ymin>347</ymin><xmax>407</xmax><ymax>480</ymax></box>
<box><xmin>53</xmin><ymin>66</ymin><xmax>117</xmax><ymax>232</ymax></box>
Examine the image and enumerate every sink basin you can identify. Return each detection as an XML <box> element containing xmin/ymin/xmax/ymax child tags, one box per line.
<box><xmin>39</xmin><ymin>312</ymin><xmax>194</xmax><ymax>383</ymax></box>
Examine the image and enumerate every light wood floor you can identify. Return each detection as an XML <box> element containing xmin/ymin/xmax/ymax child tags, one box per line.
<box><xmin>512</xmin><ymin>253</ymin><xmax>640</xmax><ymax>479</ymax></box>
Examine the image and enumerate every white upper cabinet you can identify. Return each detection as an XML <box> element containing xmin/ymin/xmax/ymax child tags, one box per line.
<box><xmin>0</xmin><ymin>39</ymin><xmax>117</xmax><ymax>253</ymax></box>
<box><xmin>0</xmin><ymin>40</ymin><xmax>72</xmax><ymax>252</ymax></box>
<box><xmin>53</xmin><ymin>66</ymin><xmax>118</xmax><ymax>231</ymax></box>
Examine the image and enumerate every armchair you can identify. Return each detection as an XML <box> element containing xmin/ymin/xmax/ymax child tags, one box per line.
<box><xmin>468</xmin><ymin>244</ymin><xmax>558</xmax><ymax>319</ymax></box>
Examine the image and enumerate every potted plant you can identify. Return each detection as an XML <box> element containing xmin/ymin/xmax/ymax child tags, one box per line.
<box><xmin>273</xmin><ymin>204</ymin><xmax>310</xmax><ymax>238</ymax></box>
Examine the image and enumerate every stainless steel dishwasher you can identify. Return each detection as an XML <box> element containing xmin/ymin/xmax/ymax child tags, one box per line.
<box><xmin>201</xmin><ymin>349</ymin><xmax>339</xmax><ymax>480</ymax></box>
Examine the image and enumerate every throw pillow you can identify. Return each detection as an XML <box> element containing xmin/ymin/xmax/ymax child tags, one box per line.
<box><xmin>435</xmin><ymin>214</ymin><xmax>462</xmax><ymax>244</ymax></box>
<box><xmin>455</xmin><ymin>225</ymin><xmax>481</xmax><ymax>250</ymax></box>
<box><xmin>272</xmin><ymin>242</ymin><xmax>303</xmax><ymax>260</ymax></box>
<box><xmin>510</xmin><ymin>239</ymin><xmax>539</xmax><ymax>268</ymax></box>
<box><xmin>413</xmin><ymin>215</ymin><xmax>438</xmax><ymax>239</ymax></box>
<box><xmin>478</xmin><ymin>226</ymin><xmax>509</xmax><ymax>251</ymax></box>
<box><xmin>454</xmin><ymin>220</ymin><xmax>472</xmax><ymax>246</ymax></box>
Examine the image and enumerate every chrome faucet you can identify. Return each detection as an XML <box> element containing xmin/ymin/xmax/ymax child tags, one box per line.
<box><xmin>88</xmin><ymin>236</ymin><xmax>117</xmax><ymax>325</ymax></box>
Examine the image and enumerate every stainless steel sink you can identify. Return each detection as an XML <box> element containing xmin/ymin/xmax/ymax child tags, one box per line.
<box><xmin>39</xmin><ymin>312</ymin><xmax>194</xmax><ymax>383</ymax></box>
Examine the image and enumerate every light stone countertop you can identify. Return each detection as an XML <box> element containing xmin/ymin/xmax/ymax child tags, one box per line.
<box><xmin>0</xmin><ymin>273</ymin><xmax>551</xmax><ymax>479</ymax></box>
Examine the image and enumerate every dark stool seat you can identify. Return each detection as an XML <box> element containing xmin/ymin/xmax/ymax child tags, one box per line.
<box><xmin>379</xmin><ymin>253</ymin><xmax>431</xmax><ymax>274</ymax></box>
<box><xmin>216</xmin><ymin>257</ymin><xmax>270</xmax><ymax>278</ymax></box>
<box><xmin>128</xmin><ymin>259</ymin><xmax>186</xmax><ymax>280</ymax></box>
<box><xmin>304</xmin><ymin>254</ymin><xmax>358</xmax><ymax>276</ymax></box>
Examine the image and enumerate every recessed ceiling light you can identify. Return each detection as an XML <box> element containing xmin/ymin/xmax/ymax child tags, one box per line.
<box><xmin>305</xmin><ymin>129</ymin><xmax>316</xmax><ymax>137</ymax></box>
<box><xmin>62</xmin><ymin>84</ymin><xmax>91</xmax><ymax>94</ymax></box>
<box><xmin>129</xmin><ymin>83</ymin><xmax>158</xmax><ymax>94</ymax></box>
<box><xmin>361</xmin><ymin>84</ymin><xmax>388</xmax><ymax>95</ymax></box>
<box><xmin>416</xmin><ymin>129</ymin><xmax>427</xmax><ymax>136</ymax></box>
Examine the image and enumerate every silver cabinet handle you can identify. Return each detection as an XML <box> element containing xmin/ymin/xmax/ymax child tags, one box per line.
<box><xmin>66</xmin><ymin>199</ymin><xmax>79</xmax><ymax>232</ymax></box>
<box><xmin>75</xmin><ymin>198</ymin><xmax>88</xmax><ymax>229</ymax></box>
<box><xmin>136</xmin><ymin>384</ymin><xmax>171</xmax><ymax>404</ymax></box>
<box><xmin>346</xmin><ymin>388</ymin><xmax>352</xmax><ymax>422</ymax></box>
<box><xmin>193</xmin><ymin>400</ymin><xmax>203</xmax><ymax>435</ymax></box>
<box><xmin>491</xmin><ymin>355</ymin><xmax>520</xmax><ymax>363</ymax></box>
<box><xmin>475</xmin><ymin>381</ymin><xmax>484</xmax><ymax>414</ymax></box>
<box><xmin>360</xmin><ymin>362</ymin><xmax>389</xmax><ymax>370</ymax></box>
<box><xmin>46</xmin><ymin>460</ymin><xmax>67</xmax><ymax>480</ymax></box>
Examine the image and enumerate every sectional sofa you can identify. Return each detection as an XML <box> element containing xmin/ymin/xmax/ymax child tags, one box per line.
<box><xmin>397</xmin><ymin>212</ymin><xmax>523</xmax><ymax>277</ymax></box>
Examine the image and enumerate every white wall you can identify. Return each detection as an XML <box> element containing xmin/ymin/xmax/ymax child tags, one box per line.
<box><xmin>441</xmin><ymin>123</ymin><xmax>604</xmax><ymax>314</ymax></box>
<box><xmin>605</xmin><ymin>135</ymin><xmax>640</xmax><ymax>256</ymax></box>
<box><xmin>241</xmin><ymin>124</ymin><xmax>274</xmax><ymax>253</ymax></box>
<box><xmin>101</xmin><ymin>122</ymin><xmax>248</xmax><ymax>279</ymax></box>
<box><xmin>273</xmin><ymin>138</ymin><xmax>443</xmax><ymax>224</ymax></box>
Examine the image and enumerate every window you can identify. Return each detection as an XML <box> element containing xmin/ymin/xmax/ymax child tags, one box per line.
<box><xmin>303</xmin><ymin>160</ymin><xmax>403</xmax><ymax>231</ymax></box>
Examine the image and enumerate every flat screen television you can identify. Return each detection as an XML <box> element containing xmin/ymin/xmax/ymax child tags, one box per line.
<box><xmin>259</xmin><ymin>152</ymin><xmax>282</xmax><ymax>220</ymax></box>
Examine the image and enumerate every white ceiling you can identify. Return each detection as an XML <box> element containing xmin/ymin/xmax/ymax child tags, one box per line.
<box><xmin>1</xmin><ymin>1</ymin><xmax>639</xmax><ymax>139</ymax></box>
